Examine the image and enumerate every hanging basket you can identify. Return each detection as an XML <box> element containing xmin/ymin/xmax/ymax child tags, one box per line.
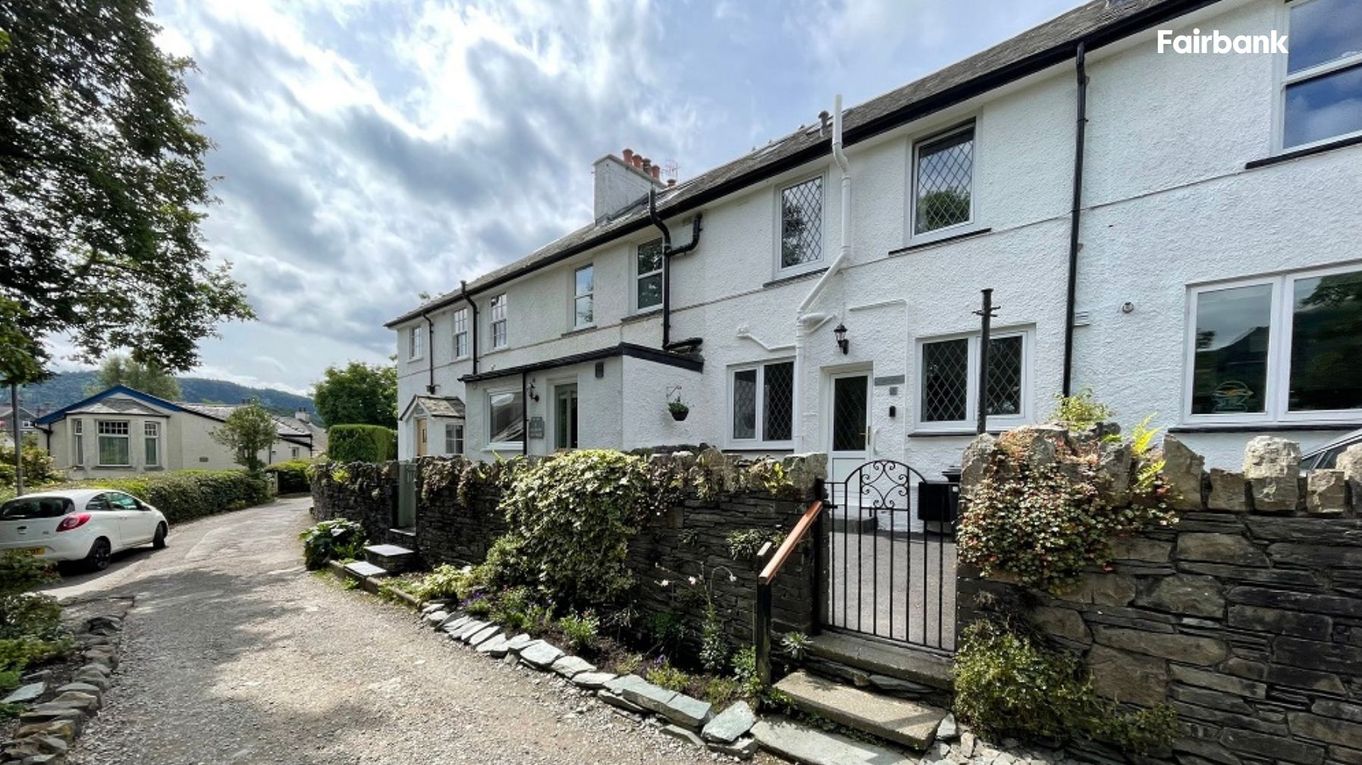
<box><xmin>669</xmin><ymin>404</ymin><xmax>690</xmax><ymax>422</ymax></box>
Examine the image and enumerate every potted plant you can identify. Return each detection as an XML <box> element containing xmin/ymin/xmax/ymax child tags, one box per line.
<box><xmin>668</xmin><ymin>399</ymin><xmax>690</xmax><ymax>422</ymax></box>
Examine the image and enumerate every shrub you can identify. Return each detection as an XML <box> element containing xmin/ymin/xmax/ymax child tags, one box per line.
<box><xmin>0</xmin><ymin>552</ymin><xmax>69</xmax><ymax>695</ymax></box>
<box><xmin>328</xmin><ymin>424</ymin><xmax>398</xmax><ymax>463</ymax></box>
<box><xmin>557</xmin><ymin>611</ymin><xmax>600</xmax><ymax>652</ymax></box>
<box><xmin>645</xmin><ymin>658</ymin><xmax>691</xmax><ymax>693</ymax></box>
<box><xmin>1049</xmin><ymin>389</ymin><xmax>1114</xmax><ymax>432</ymax></box>
<box><xmin>731</xmin><ymin>646</ymin><xmax>763</xmax><ymax>700</ymax></box>
<box><xmin>953</xmin><ymin>618</ymin><xmax>1176</xmax><ymax>754</ymax></box>
<box><xmin>493</xmin><ymin>450</ymin><xmax>653</xmax><ymax>606</ymax></box>
<box><xmin>299</xmin><ymin>519</ymin><xmax>367</xmax><ymax>570</ymax></box>
<box><xmin>265</xmin><ymin>459</ymin><xmax>312</xmax><ymax>494</ymax></box>
<box><xmin>43</xmin><ymin>470</ymin><xmax>269</xmax><ymax>525</ymax></box>
<box><xmin>490</xmin><ymin>586</ymin><xmax>534</xmax><ymax>632</ymax></box>
<box><xmin>0</xmin><ymin>440</ymin><xmax>60</xmax><ymax>489</ymax></box>
<box><xmin>411</xmin><ymin>564</ymin><xmax>476</xmax><ymax>603</ymax></box>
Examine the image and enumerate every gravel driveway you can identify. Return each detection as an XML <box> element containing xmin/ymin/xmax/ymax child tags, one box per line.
<box><xmin>50</xmin><ymin>497</ymin><xmax>775</xmax><ymax>764</ymax></box>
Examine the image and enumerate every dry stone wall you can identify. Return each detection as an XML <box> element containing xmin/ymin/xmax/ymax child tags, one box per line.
<box><xmin>959</xmin><ymin>433</ymin><xmax>1362</xmax><ymax>765</ymax></box>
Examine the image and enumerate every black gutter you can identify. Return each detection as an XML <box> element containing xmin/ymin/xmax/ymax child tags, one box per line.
<box><xmin>384</xmin><ymin>0</ymin><xmax>1218</xmax><ymax>328</ymax></box>
<box><xmin>648</xmin><ymin>188</ymin><xmax>704</xmax><ymax>349</ymax></box>
<box><xmin>520</xmin><ymin>372</ymin><xmax>528</xmax><ymax>456</ymax></box>
<box><xmin>460</xmin><ymin>280</ymin><xmax>479</xmax><ymax>374</ymax></box>
<box><xmin>421</xmin><ymin>311</ymin><xmax>437</xmax><ymax>395</ymax></box>
<box><xmin>1062</xmin><ymin>41</ymin><xmax>1088</xmax><ymax>398</ymax></box>
<box><xmin>460</xmin><ymin>342</ymin><xmax>704</xmax><ymax>384</ymax></box>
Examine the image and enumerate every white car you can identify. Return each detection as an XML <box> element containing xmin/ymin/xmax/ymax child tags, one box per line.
<box><xmin>0</xmin><ymin>489</ymin><xmax>169</xmax><ymax>571</ymax></box>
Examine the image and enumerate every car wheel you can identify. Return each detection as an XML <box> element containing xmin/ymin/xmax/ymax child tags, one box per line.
<box><xmin>85</xmin><ymin>538</ymin><xmax>112</xmax><ymax>572</ymax></box>
<box><xmin>153</xmin><ymin>523</ymin><xmax>168</xmax><ymax>549</ymax></box>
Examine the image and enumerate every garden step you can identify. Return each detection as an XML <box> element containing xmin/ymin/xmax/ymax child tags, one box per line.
<box><xmin>751</xmin><ymin>715</ymin><xmax>911</xmax><ymax>765</ymax></box>
<box><xmin>805</xmin><ymin>633</ymin><xmax>952</xmax><ymax>690</ymax></box>
<box><xmin>364</xmin><ymin>543</ymin><xmax>416</xmax><ymax>573</ymax></box>
<box><xmin>343</xmin><ymin>560</ymin><xmax>388</xmax><ymax>579</ymax></box>
<box><xmin>773</xmin><ymin>671</ymin><xmax>945</xmax><ymax>752</ymax></box>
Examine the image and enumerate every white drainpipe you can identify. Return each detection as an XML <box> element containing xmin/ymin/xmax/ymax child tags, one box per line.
<box><xmin>792</xmin><ymin>94</ymin><xmax>852</xmax><ymax>453</ymax></box>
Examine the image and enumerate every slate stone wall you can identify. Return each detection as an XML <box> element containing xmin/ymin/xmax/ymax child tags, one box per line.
<box><xmin>310</xmin><ymin>451</ymin><xmax>826</xmax><ymax>656</ymax></box>
<box><xmin>959</xmin><ymin>433</ymin><xmax>1362</xmax><ymax>765</ymax></box>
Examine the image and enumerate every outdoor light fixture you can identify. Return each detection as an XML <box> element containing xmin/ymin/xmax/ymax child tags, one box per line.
<box><xmin>834</xmin><ymin>323</ymin><xmax>849</xmax><ymax>355</ymax></box>
<box><xmin>527</xmin><ymin>381</ymin><xmax>540</xmax><ymax>403</ymax></box>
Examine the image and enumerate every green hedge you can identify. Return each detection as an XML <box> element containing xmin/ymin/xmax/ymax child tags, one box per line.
<box><xmin>44</xmin><ymin>470</ymin><xmax>270</xmax><ymax>524</ymax></box>
<box><xmin>328</xmin><ymin>424</ymin><xmax>398</xmax><ymax>463</ymax></box>
<box><xmin>265</xmin><ymin>459</ymin><xmax>312</xmax><ymax>494</ymax></box>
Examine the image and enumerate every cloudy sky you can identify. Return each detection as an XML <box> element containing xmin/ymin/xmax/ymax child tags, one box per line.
<box><xmin>101</xmin><ymin>0</ymin><xmax>1084</xmax><ymax>395</ymax></box>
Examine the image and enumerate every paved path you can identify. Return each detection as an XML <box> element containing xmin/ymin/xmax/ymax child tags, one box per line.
<box><xmin>53</xmin><ymin>497</ymin><xmax>767</xmax><ymax>765</ymax></box>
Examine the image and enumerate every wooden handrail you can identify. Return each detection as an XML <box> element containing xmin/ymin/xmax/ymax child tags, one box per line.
<box><xmin>755</xmin><ymin>497</ymin><xmax>824</xmax><ymax>685</ymax></box>
<box><xmin>758</xmin><ymin>499</ymin><xmax>824</xmax><ymax>584</ymax></box>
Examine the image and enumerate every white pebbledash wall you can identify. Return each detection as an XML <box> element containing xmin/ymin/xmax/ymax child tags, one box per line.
<box><xmin>396</xmin><ymin>0</ymin><xmax>1362</xmax><ymax>471</ymax></box>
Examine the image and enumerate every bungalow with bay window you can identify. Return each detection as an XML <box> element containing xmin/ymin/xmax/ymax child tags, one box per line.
<box><xmin>389</xmin><ymin>0</ymin><xmax>1362</xmax><ymax>484</ymax></box>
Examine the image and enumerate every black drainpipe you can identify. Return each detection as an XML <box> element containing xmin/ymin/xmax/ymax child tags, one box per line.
<box><xmin>421</xmin><ymin>311</ymin><xmax>436</xmax><ymax>395</ymax></box>
<box><xmin>460</xmin><ymin>280</ymin><xmax>479</xmax><ymax>375</ymax></box>
<box><xmin>520</xmin><ymin>371</ymin><xmax>529</xmax><ymax>457</ymax></box>
<box><xmin>648</xmin><ymin>188</ymin><xmax>703</xmax><ymax>350</ymax></box>
<box><xmin>1062</xmin><ymin>41</ymin><xmax>1088</xmax><ymax>398</ymax></box>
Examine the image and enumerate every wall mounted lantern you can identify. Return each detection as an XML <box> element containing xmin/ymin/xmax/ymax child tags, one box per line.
<box><xmin>834</xmin><ymin>323</ymin><xmax>849</xmax><ymax>355</ymax></box>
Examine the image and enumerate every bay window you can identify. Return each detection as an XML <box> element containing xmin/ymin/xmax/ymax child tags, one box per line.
<box><xmin>97</xmin><ymin>420</ymin><xmax>131</xmax><ymax>466</ymax></box>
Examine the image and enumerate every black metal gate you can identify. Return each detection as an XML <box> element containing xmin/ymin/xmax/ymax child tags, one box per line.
<box><xmin>818</xmin><ymin>459</ymin><xmax>959</xmax><ymax>652</ymax></box>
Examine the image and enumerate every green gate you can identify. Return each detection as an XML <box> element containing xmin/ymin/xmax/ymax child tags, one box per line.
<box><xmin>396</xmin><ymin>460</ymin><xmax>417</xmax><ymax>529</ymax></box>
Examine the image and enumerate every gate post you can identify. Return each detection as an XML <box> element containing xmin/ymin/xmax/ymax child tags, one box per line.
<box><xmin>755</xmin><ymin>581</ymin><xmax>772</xmax><ymax>686</ymax></box>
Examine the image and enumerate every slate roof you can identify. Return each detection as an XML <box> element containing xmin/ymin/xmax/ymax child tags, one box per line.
<box><xmin>68</xmin><ymin>398</ymin><xmax>168</xmax><ymax>417</ymax></box>
<box><xmin>387</xmin><ymin>0</ymin><xmax>1212</xmax><ymax>328</ymax></box>
<box><xmin>401</xmin><ymin>395</ymin><xmax>466</xmax><ymax>421</ymax></box>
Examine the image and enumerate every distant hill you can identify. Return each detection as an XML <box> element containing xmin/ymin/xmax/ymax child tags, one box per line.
<box><xmin>17</xmin><ymin>371</ymin><xmax>318</xmax><ymax>422</ymax></box>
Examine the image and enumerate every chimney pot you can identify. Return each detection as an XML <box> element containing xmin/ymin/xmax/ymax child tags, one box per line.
<box><xmin>622</xmin><ymin>148</ymin><xmax>634</xmax><ymax>163</ymax></box>
<box><xmin>632</xmin><ymin>155</ymin><xmax>643</xmax><ymax>168</ymax></box>
<box><xmin>667</xmin><ymin>178</ymin><xmax>676</xmax><ymax>187</ymax></box>
<box><xmin>650</xmin><ymin>165</ymin><xmax>660</xmax><ymax>180</ymax></box>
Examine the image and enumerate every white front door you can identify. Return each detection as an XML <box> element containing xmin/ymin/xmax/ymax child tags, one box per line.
<box><xmin>828</xmin><ymin>371</ymin><xmax>870</xmax><ymax>486</ymax></box>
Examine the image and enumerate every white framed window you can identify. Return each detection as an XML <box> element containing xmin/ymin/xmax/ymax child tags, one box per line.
<box><xmin>445</xmin><ymin>422</ymin><xmax>464</xmax><ymax>454</ymax></box>
<box><xmin>911</xmin><ymin>123</ymin><xmax>975</xmax><ymax>238</ymax></box>
<box><xmin>916</xmin><ymin>330</ymin><xmax>1030</xmax><ymax>431</ymax></box>
<box><xmin>72</xmin><ymin>419</ymin><xmax>85</xmax><ymax>466</ymax></box>
<box><xmin>291</xmin><ymin>447</ymin><xmax>300</xmax><ymax>459</ymax></box>
<box><xmin>728</xmin><ymin>360</ymin><xmax>795</xmax><ymax>447</ymax></box>
<box><xmin>407</xmin><ymin>325</ymin><xmax>424</xmax><ymax>360</ymax></box>
<box><xmin>96</xmin><ymin>420</ymin><xmax>132</xmax><ymax>466</ymax></box>
<box><xmin>1184</xmin><ymin>264</ymin><xmax>1362</xmax><ymax>424</ymax></box>
<box><xmin>486</xmin><ymin>389</ymin><xmax>524</xmax><ymax>450</ymax></box>
<box><xmin>776</xmin><ymin>177</ymin><xmax>824</xmax><ymax>274</ymax></box>
<box><xmin>1278</xmin><ymin>0</ymin><xmax>1362</xmax><ymax>151</ymax></box>
<box><xmin>144</xmin><ymin>421</ymin><xmax>161</xmax><ymax>467</ymax></box>
<box><xmin>452</xmin><ymin>308</ymin><xmax>469</xmax><ymax>359</ymax></box>
<box><xmin>490</xmin><ymin>294</ymin><xmax>508</xmax><ymax>349</ymax></box>
<box><xmin>636</xmin><ymin>238</ymin><xmax>664</xmax><ymax>311</ymax></box>
<box><xmin>573</xmin><ymin>265</ymin><xmax>594</xmax><ymax>329</ymax></box>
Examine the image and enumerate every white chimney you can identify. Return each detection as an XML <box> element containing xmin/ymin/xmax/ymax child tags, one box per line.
<box><xmin>593</xmin><ymin>149</ymin><xmax>664</xmax><ymax>222</ymax></box>
<box><xmin>295</xmin><ymin>409</ymin><xmax>310</xmax><ymax>423</ymax></box>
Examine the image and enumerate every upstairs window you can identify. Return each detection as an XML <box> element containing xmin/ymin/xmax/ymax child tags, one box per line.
<box><xmin>96</xmin><ymin>420</ymin><xmax>131</xmax><ymax>466</ymax></box>
<box><xmin>730</xmin><ymin>360</ymin><xmax>795</xmax><ymax>446</ymax></box>
<box><xmin>1282</xmin><ymin>0</ymin><xmax>1362</xmax><ymax>149</ymax></box>
<box><xmin>574</xmin><ymin>265</ymin><xmax>594</xmax><ymax>328</ymax></box>
<box><xmin>490</xmin><ymin>294</ymin><xmax>508</xmax><ymax>349</ymax></box>
<box><xmin>407</xmin><ymin>325</ymin><xmax>424</xmax><ymax>360</ymax></box>
<box><xmin>637</xmin><ymin>239</ymin><xmax>664</xmax><ymax>311</ymax></box>
<box><xmin>917</xmin><ymin>331</ymin><xmax>1028</xmax><ymax>430</ymax></box>
<box><xmin>913</xmin><ymin>124</ymin><xmax>975</xmax><ymax>236</ymax></box>
<box><xmin>1186</xmin><ymin>266</ymin><xmax>1362</xmax><ymax>422</ymax></box>
<box><xmin>453</xmin><ymin>309</ymin><xmax>469</xmax><ymax>359</ymax></box>
<box><xmin>779</xmin><ymin>177</ymin><xmax>823</xmax><ymax>272</ymax></box>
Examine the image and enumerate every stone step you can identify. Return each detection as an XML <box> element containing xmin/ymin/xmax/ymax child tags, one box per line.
<box><xmin>805</xmin><ymin>632</ymin><xmax>953</xmax><ymax>690</ymax></box>
<box><xmin>365</xmin><ymin>543</ymin><xmax>416</xmax><ymax>573</ymax></box>
<box><xmin>751</xmin><ymin>716</ymin><xmax>911</xmax><ymax>765</ymax></box>
<box><xmin>773</xmin><ymin>671</ymin><xmax>945</xmax><ymax>751</ymax></box>
<box><xmin>343</xmin><ymin>560</ymin><xmax>389</xmax><ymax>579</ymax></box>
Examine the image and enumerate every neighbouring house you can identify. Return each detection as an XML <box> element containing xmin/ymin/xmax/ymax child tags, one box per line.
<box><xmin>388</xmin><ymin>0</ymin><xmax>1362</xmax><ymax>479</ymax></box>
<box><xmin>1</xmin><ymin>404</ymin><xmax>38</xmax><ymax>448</ymax></box>
<box><xmin>33</xmin><ymin>385</ymin><xmax>321</xmax><ymax>478</ymax></box>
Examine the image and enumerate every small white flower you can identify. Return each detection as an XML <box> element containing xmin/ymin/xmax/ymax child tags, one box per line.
<box><xmin>687</xmin><ymin>576</ymin><xmax>697</xmax><ymax>586</ymax></box>
<box><xmin>728</xmin><ymin>574</ymin><xmax>737</xmax><ymax>583</ymax></box>
<box><xmin>660</xmin><ymin>579</ymin><xmax>671</xmax><ymax>587</ymax></box>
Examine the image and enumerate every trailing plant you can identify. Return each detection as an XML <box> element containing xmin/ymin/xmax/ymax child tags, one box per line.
<box><xmin>558</xmin><ymin>611</ymin><xmax>600</xmax><ymax>652</ymax></box>
<box><xmin>726</xmin><ymin>528</ymin><xmax>784</xmax><ymax>560</ymax></box>
<box><xmin>953</xmin><ymin>617</ymin><xmax>1176</xmax><ymax>754</ymax></box>
<box><xmin>958</xmin><ymin>422</ymin><xmax>1174</xmax><ymax>591</ymax></box>
<box><xmin>299</xmin><ymin>519</ymin><xmax>367</xmax><ymax>570</ymax></box>
<box><xmin>780</xmin><ymin>631</ymin><xmax>812</xmax><ymax>661</ymax></box>
<box><xmin>420</xmin><ymin>456</ymin><xmax>465</xmax><ymax>502</ymax></box>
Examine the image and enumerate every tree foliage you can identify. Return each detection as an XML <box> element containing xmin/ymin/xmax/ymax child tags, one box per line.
<box><xmin>87</xmin><ymin>353</ymin><xmax>182</xmax><ymax>400</ymax></box>
<box><xmin>0</xmin><ymin>0</ymin><xmax>253</xmax><ymax>382</ymax></box>
<box><xmin>211</xmin><ymin>403</ymin><xmax>277</xmax><ymax>474</ymax></box>
<box><xmin>312</xmin><ymin>362</ymin><xmax>397</xmax><ymax>428</ymax></box>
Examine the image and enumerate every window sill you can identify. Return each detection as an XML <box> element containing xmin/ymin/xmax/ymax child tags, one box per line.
<box><xmin>93</xmin><ymin>465</ymin><xmax>133</xmax><ymax>470</ymax></box>
<box><xmin>1168</xmin><ymin>422</ymin><xmax>1362</xmax><ymax>434</ymax></box>
<box><xmin>1245</xmin><ymin>133</ymin><xmax>1362</xmax><ymax>170</ymax></box>
<box><xmin>484</xmin><ymin>444</ymin><xmax>524</xmax><ymax>454</ymax></box>
<box><xmin>622</xmin><ymin>309</ymin><xmax>662</xmax><ymax>325</ymax></box>
<box><xmin>889</xmin><ymin>227</ymin><xmax>992</xmax><ymax>257</ymax></box>
<box><xmin>562</xmin><ymin>325</ymin><xmax>597</xmax><ymax>338</ymax></box>
<box><xmin>764</xmin><ymin>267</ymin><xmax>828</xmax><ymax>289</ymax></box>
<box><xmin>723</xmin><ymin>445</ymin><xmax>795</xmax><ymax>453</ymax></box>
<box><xmin>908</xmin><ymin>429</ymin><xmax>1003</xmax><ymax>438</ymax></box>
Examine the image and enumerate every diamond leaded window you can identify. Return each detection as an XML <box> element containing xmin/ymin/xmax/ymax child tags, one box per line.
<box><xmin>731</xmin><ymin>361</ymin><xmax>795</xmax><ymax>445</ymax></box>
<box><xmin>780</xmin><ymin>177</ymin><xmax>823</xmax><ymax>270</ymax></box>
<box><xmin>914</xmin><ymin>125</ymin><xmax>974</xmax><ymax>235</ymax></box>
<box><xmin>919</xmin><ymin>333</ymin><xmax>1027</xmax><ymax>427</ymax></box>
